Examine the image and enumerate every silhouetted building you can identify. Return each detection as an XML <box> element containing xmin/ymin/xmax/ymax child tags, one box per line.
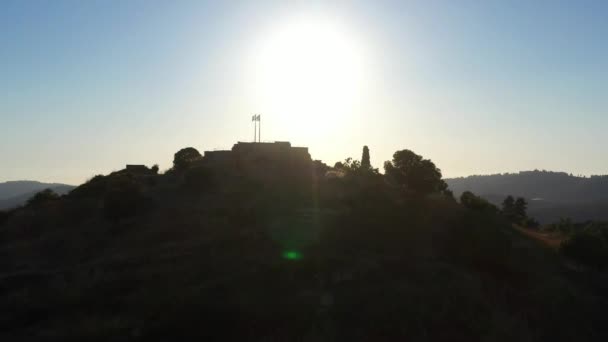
<box><xmin>125</xmin><ymin>165</ymin><xmax>150</xmax><ymax>174</ymax></box>
<box><xmin>203</xmin><ymin>141</ymin><xmax>312</xmax><ymax>181</ymax></box>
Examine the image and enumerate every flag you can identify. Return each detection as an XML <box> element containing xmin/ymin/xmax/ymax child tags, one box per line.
<box><xmin>252</xmin><ymin>114</ymin><xmax>261</xmax><ymax>121</ymax></box>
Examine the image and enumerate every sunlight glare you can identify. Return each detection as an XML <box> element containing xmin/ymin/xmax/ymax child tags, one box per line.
<box><xmin>252</xmin><ymin>15</ymin><xmax>367</xmax><ymax>136</ymax></box>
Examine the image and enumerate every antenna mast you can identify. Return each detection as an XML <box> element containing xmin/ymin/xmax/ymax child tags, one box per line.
<box><xmin>252</xmin><ymin>114</ymin><xmax>257</xmax><ymax>142</ymax></box>
<box><xmin>252</xmin><ymin>114</ymin><xmax>261</xmax><ymax>143</ymax></box>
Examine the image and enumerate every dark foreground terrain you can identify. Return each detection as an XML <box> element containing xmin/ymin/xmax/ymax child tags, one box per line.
<box><xmin>1</xmin><ymin>153</ymin><xmax>607</xmax><ymax>341</ymax></box>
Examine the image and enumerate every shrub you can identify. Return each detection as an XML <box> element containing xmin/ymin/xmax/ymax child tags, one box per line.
<box><xmin>560</xmin><ymin>231</ymin><xmax>608</xmax><ymax>270</ymax></box>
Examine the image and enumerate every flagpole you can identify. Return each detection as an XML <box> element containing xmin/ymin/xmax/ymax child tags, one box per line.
<box><xmin>258</xmin><ymin>114</ymin><xmax>261</xmax><ymax>142</ymax></box>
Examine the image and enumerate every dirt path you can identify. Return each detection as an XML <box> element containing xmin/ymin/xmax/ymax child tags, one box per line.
<box><xmin>513</xmin><ymin>225</ymin><xmax>565</xmax><ymax>250</ymax></box>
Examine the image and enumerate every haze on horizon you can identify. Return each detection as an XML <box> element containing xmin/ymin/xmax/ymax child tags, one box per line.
<box><xmin>1</xmin><ymin>0</ymin><xmax>607</xmax><ymax>185</ymax></box>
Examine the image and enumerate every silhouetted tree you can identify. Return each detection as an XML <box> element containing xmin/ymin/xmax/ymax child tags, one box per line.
<box><xmin>501</xmin><ymin>195</ymin><xmax>528</xmax><ymax>224</ymax></box>
<box><xmin>26</xmin><ymin>188</ymin><xmax>60</xmax><ymax>207</ymax></box>
<box><xmin>337</xmin><ymin>157</ymin><xmax>361</xmax><ymax>173</ymax></box>
<box><xmin>173</xmin><ymin>147</ymin><xmax>202</xmax><ymax>171</ymax></box>
<box><xmin>444</xmin><ymin>189</ymin><xmax>456</xmax><ymax>201</ymax></box>
<box><xmin>502</xmin><ymin>195</ymin><xmax>514</xmax><ymax>211</ymax></box>
<box><xmin>151</xmin><ymin>164</ymin><xmax>160</xmax><ymax>174</ymax></box>
<box><xmin>384</xmin><ymin>149</ymin><xmax>447</xmax><ymax>195</ymax></box>
<box><xmin>460</xmin><ymin>191</ymin><xmax>498</xmax><ymax>212</ymax></box>
<box><xmin>502</xmin><ymin>195</ymin><xmax>516</xmax><ymax>221</ymax></box>
<box><xmin>361</xmin><ymin>146</ymin><xmax>371</xmax><ymax>170</ymax></box>
<box><xmin>514</xmin><ymin>197</ymin><xmax>528</xmax><ymax>222</ymax></box>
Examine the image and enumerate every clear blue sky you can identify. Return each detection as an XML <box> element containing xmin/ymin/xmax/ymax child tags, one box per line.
<box><xmin>1</xmin><ymin>0</ymin><xmax>607</xmax><ymax>184</ymax></box>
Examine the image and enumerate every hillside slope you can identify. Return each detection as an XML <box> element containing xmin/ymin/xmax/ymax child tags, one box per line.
<box><xmin>1</xmin><ymin>165</ymin><xmax>607</xmax><ymax>341</ymax></box>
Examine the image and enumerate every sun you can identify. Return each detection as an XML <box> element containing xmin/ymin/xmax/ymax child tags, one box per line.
<box><xmin>251</xmin><ymin>15</ymin><xmax>367</xmax><ymax>137</ymax></box>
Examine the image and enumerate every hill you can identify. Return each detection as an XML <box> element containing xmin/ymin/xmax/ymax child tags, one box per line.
<box><xmin>446</xmin><ymin>171</ymin><xmax>608</xmax><ymax>223</ymax></box>
<box><xmin>0</xmin><ymin>181</ymin><xmax>75</xmax><ymax>210</ymax></box>
<box><xmin>1</xmin><ymin>148</ymin><xmax>607</xmax><ymax>341</ymax></box>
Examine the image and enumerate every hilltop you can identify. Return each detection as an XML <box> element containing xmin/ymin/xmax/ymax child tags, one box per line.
<box><xmin>1</xmin><ymin>144</ymin><xmax>607</xmax><ymax>341</ymax></box>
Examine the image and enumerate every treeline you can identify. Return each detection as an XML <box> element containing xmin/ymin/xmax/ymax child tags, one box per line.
<box><xmin>459</xmin><ymin>191</ymin><xmax>539</xmax><ymax>227</ymax></box>
<box><xmin>447</xmin><ymin>170</ymin><xmax>608</xmax><ymax>204</ymax></box>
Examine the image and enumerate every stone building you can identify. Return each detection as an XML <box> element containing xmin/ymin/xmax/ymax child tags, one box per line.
<box><xmin>202</xmin><ymin>141</ymin><xmax>312</xmax><ymax>181</ymax></box>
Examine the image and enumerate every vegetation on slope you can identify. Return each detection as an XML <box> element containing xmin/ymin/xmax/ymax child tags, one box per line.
<box><xmin>0</xmin><ymin>146</ymin><xmax>606</xmax><ymax>341</ymax></box>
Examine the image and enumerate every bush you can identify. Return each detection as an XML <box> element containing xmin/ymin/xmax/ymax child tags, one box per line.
<box><xmin>560</xmin><ymin>231</ymin><xmax>608</xmax><ymax>269</ymax></box>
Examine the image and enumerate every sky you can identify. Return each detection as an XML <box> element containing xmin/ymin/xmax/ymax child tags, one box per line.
<box><xmin>1</xmin><ymin>0</ymin><xmax>607</xmax><ymax>185</ymax></box>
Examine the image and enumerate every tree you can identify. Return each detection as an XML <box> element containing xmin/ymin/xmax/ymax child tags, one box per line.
<box><xmin>501</xmin><ymin>195</ymin><xmax>528</xmax><ymax>224</ymax></box>
<box><xmin>335</xmin><ymin>157</ymin><xmax>361</xmax><ymax>174</ymax></box>
<box><xmin>502</xmin><ymin>196</ymin><xmax>515</xmax><ymax>212</ymax></box>
<box><xmin>460</xmin><ymin>191</ymin><xmax>498</xmax><ymax>212</ymax></box>
<box><xmin>502</xmin><ymin>195</ymin><xmax>515</xmax><ymax>220</ymax></box>
<box><xmin>514</xmin><ymin>197</ymin><xmax>528</xmax><ymax>222</ymax></box>
<box><xmin>361</xmin><ymin>146</ymin><xmax>371</xmax><ymax>170</ymax></box>
<box><xmin>26</xmin><ymin>188</ymin><xmax>60</xmax><ymax>207</ymax></box>
<box><xmin>173</xmin><ymin>147</ymin><xmax>202</xmax><ymax>171</ymax></box>
<box><xmin>384</xmin><ymin>149</ymin><xmax>447</xmax><ymax>195</ymax></box>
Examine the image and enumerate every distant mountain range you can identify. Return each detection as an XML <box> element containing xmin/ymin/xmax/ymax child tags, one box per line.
<box><xmin>446</xmin><ymin>171</ymin><xmax>608</xmax><ymax>224</ymax></box>
<box><xmin>0</xmin><ymin>181</ymin><xmax>75</xmax><ymax>210</ymax></box>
